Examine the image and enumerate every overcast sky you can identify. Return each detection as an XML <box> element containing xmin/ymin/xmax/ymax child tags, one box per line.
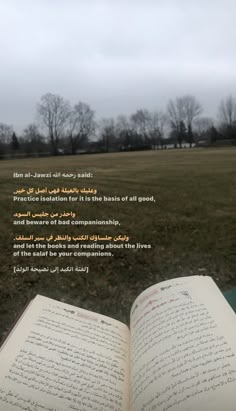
<box><xmin>0</xmin><ymin>0</ymin><xmax>235</xmax><ymax>132</ymax></box>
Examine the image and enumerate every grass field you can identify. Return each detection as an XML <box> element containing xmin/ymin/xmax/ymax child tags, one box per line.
<box><xmin>0</xmin><ymin>147</ymin><xmax>235</xmax><ymax>340</ymax></box>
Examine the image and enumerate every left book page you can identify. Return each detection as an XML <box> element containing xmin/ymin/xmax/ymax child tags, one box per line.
<box><xmin>0</xmin><ymin>295</ymin><xmax>130</xmax><ymax>411</ymax></box>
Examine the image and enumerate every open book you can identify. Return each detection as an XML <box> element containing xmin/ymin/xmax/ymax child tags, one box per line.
<box><xmin>0</xmin><ymin>275</ymin><xmax>236</xmax><ymax>411</ymax></box>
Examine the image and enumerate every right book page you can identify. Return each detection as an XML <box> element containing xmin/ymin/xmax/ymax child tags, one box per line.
<box><xmin>130</xmin><ymin>276</ymin><xmax>236</xmax><ymax>411</ymax></box>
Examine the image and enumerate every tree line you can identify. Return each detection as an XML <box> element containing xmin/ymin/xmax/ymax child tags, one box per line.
<box><xmin>0</xmin><ymin>93</ymin><xmax>236</xmax><ymax>157</ymax></box>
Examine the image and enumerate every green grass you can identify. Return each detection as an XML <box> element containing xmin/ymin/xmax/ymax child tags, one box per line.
<box><xmin>0</xmin><ymin>147</ymin><xmax>235</xmax><ymax>339</ymax></box>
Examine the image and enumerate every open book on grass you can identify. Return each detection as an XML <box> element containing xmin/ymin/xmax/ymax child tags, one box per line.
<box><xmin>0</xmin><ymin>275</ymin><xmax>236</xmax><ymax>411</ymax></box>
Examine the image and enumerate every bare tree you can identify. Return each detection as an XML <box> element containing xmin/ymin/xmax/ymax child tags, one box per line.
<box><xmin>0</xmin><ymin>123</ymin><xmax>13</xmax><ymax>144</ymax></box>
<box><xmin>218</xmin><ymin>95</ymin><xmax>236</xmax><ymax>130</ymax></box>
<box><xmin>0</xmin><ymin>123</ymin><xmax>13</xmax><ymax>155</ymax></box>
<box><xmin>182</xmin><ymin>95</ymin><xmax>202</xmax><ymax>128</ymax></box>
<box><xmin>167</xmin><ymin>98</ymin><xmax>185</xmax><ymax>130</ymax></box>
<box><xmin>167</xmin><ymin>98</ymin><xmax>186</xmax><ymax>147</ymax></box>
<box><xmin>167</xmin><ymin>95</ymin><xmax>202</xmax><ymax>147</ymax></box>
<box><xmin>218</xmin><ymin>96</ymin><xmax>236</xmax><ymax>142</ymax></box>
<box><xmin>148</xmin><ymin>111</ymin><xmax>167</xmax><ymax>147</ymax></box>
<box><xmin>22</xmin><ymin>124</ymin><xmax>46</xmax><ymax>154</ymax></box>
<box><xmin>23</xmin><ymin>123</ymin><xmax>43</xmax><ymax>141</ymax></box>
<box><xmin>115</xmin><ymin>115</ymin><xmax>134</xmax><ymax>148</ymax></box>
<box><xmin>99</xmin><ymin>118</ymin><xmax>116</xmax><ymax>152</ymax></box>
<box><xmin>131</xmin><ymin>109</ymin><xmax>151</xmax><ymax>139</ymax></box>
<box><xmin>194</xmin><ymin>117</ymin><xmax>214</xmax><ymax>139</ymax></box>
<box><xmin>184</xmin><ymin>96</ymin><xmax>202</xmax><ymax>146</ymax></box>
<box><xmin>67</xmin><ymin>102</ymin><xmax>95</xmax><ymax>154</ymax></box>
<box><xmin>37</xmin><ymin>93</ymin><xmax>70</xmax><ymax>155</ymax></box>
<box><xmin>116</xmin><ymin>114</ymin><xmax>130</xmax><ymax>133</ymax></box>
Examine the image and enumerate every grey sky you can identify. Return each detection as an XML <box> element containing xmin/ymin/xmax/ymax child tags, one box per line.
<box><xmin>0</xmin><ymin>0</ymin><xmax>235</xmax><ymax>132</ymax></box>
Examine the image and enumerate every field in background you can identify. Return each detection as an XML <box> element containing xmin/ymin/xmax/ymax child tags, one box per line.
<box><xmin>0</xmin><ymin>147</ymin><xmax>235</xmax><ymax>340</ymax></box>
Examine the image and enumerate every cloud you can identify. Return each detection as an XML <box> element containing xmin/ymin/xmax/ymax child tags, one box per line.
<box><xmin>0</xmin><ymin>0</ymin><xmax>235</xmax><ymax>131</ymax></box>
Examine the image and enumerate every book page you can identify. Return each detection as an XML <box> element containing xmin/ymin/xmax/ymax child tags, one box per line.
<box><xmin>130</xmin><ymin>276</ymin><xmax>236</xmax><ymax>411</ymax></box>
<box><xmin>0</xmin><ymin>295</ymin><xmax>130</xmax><ymax>411</ymax></box>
